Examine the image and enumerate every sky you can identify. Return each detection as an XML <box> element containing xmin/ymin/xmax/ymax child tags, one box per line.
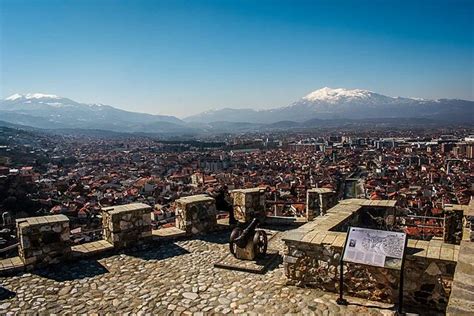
<box><xmin>1</xmin><ymin>0</ymin><xmax>473</xmax><ymax>117</ymax></box>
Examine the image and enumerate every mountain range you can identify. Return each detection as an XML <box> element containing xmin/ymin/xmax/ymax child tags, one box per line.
<box><xmin>0</xmin><ymin>93</ymin><xmax>184</xmax><ymax>132</ymax></box>
<box><xmin>184</xmin><ymin>87</ymin><xmax>474</xmax><ymax>123</ymax></box>
<box><xmin>1</xmin><ymin>88</ymin><xmax>472</xmax><ymax>135</ymax></box>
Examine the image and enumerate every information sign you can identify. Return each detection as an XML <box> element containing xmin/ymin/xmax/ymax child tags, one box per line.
<box><xmin>342</xmin><ymin>227</ymin><xmax>407</xmax><ymax>270</ymax></box>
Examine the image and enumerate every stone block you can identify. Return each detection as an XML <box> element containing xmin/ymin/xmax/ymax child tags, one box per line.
<box><xmin>306</xmin><ymin>188</ymin><xmax>336</xmax><ymax>220</ymax></box>
<box><xmin>16</xmin><ymin>214</ymin><xmax>71</xmax><ymax>267</ymax></box>
<box><xmin>284</xmin><ymin>255</ymin><xmax>297</xmax><ymax>264</ymax></box>
<box><xmin>102</xmin><ymin>203</ymin><xmax>152</xmax><ymax>249</ymax></box>
<box><xmin>231</xmin><ymin>188</ymin><xmax>266</xmax><ymax>223</ymax></box>
<box><xmin>443</xmin><ymin>208</ymin><xmax>463</xmax><ymax>244</ymax></box>
<box><xmin>141</xmin><ymin>231</ymin><xmax>152</xmax><ymax>238</ymax></box>
<box><xmin>175</xmin><ymin>195</ymin><xmax>217</xmax><ymax>234</ymax></box>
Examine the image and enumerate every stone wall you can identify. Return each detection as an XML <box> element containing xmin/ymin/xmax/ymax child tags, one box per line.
<box><xmin>306</xmin><ymin>188</ymin><xmax>337</xmax><ymax>220</ymax></box>
<box><xmin>283</xmin><ymin>240</ymin><xmax>456</xmax><ymax>311</ymax></box>
<box><xmin>446</xmin><ymin>240</ymin><xmax>474</xmax><ymax>315</ymax></box>
<box><xmin>469</xmin><ymin>216</ymin><xmax>474</xmax><ymax>242</ymax></box>
<box><xmin>102</xmin><ymin>203</ymin><xmax>152</xmax><ymax>249</ymax></box>
<box><xmin>465</xmin><ymin>206</ymin><xmax>474</xmax><ymax>242</ymax></box>
<box><xmin>470</xmin><ymin>200</ymin><xmax>474</xmax><ymax>241</ymax></box>
<box><xmin>231</xmin><ymin>188</ymin><xmax>266</xmax><ymax>223</ymax></box>
<box><xmin>444</xmin><ymin>209</ymin><xmax>464</xmax><ymax>245</ymax></box>
<box><xmin>175</xmin><ymin>195</ymin><xmax>217</xmax><ymax>234</ymax></box>
<box><xmin>16</xmin><ymin>215</ymin><xmax>71</xmax><ymax>267</ymax></box>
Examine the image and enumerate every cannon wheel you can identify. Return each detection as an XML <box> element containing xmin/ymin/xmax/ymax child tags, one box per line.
<box><xmin>229</xmin><ymin>227</ymin><xmax>243</xmax><ymax>257</ymax></box>
<box><xmin>253</xmin><ymin>230</ymin><xmax>267</xmax><ymax>257</ymax></box>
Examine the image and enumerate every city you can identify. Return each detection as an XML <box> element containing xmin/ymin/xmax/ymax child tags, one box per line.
<box><xmin>0</xmin><ymin>124</ymin><xmax>472</xmax><ymax>314</ymax></box>
<box><xmin>1</xmin><ymin>0</ymin><xmax>473</xmax><ymax>314</ymax></box>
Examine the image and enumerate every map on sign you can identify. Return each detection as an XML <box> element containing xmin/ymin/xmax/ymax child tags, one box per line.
<box><xmin>342</xmin><ymin>227</ymin><xmax>406</xmax><ymax>270</ymax></box>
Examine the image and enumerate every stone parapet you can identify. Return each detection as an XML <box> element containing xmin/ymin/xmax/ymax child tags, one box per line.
<box><xmin>16</xmin><ymin>214</ymin><xmax>71</xmax><ymax>267</ymax></box>
<box><xmin>175</xmin><ymin>195</ymin><xmax>217</xmax><ymax>234</ymax></box>
<box><xmin>102</xmin><ymin>203</ymin><xmax>152</xmax><ymax>248</ymax></box>
<box><xmin>306</xmin><ymin>188</ymin><xmax>337</xmax><ymax>220</ymax></box>
<box><xmin>283</xmin><ymin>238</ymin><xmax>456</xmax><ymax>311</ymax></box>
<box><xmin>446</xmin><ymin>240</ymin><xmax>474</xmax><ymax>315</ymax></box>
<box><xmin>231</xmin><ymin>188</ymin><xmax>266</xmax><ymax>223</ymax></box>
<box><xmin>465</xmin><ymin>200</ymin><xmax>474</xmax><ymax>242</ymax></box>
<box><xmin>470</xmin><ymin>218</ymin><xmax>474</xmax><ymax>242</ymax></box>
<box><xmin>443</xmin><ymin>204</ymin><xmax>465</xmax><ymax>245</ymax></box>
<box><xmin>283</xmin><ymin>198</ymin><xmax>456</xmax><ymax>312</ymax></box>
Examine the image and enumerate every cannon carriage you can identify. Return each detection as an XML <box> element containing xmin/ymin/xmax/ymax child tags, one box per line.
<box><xmin>229</xmin><ymin>218</ymin><xmax>268</xmax><ymax>260</ymax></box>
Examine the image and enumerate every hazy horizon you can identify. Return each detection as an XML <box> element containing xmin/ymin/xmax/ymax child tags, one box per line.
<box><xmin>1</xmin><ymin>0</ymin><xmax>473</xmax><ymax>117</ymax></box>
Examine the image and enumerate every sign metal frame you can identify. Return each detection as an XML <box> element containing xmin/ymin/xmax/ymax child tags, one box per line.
<box><xmin>336</xmin><ymin>226</ymin><xmax>408</xmax><ymax>315</ymax></box>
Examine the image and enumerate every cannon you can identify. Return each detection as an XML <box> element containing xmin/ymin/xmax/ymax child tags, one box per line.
<box><xmin>229</xmin><ymin>218</ymin><xmax>267</xmax><ymax>260</ymax></box>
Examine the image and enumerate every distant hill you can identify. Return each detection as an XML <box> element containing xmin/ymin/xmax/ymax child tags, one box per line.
<box><xmin>1</xmin><ymin>89</ymin><xmax>472</xmax><ymax>137</ymax></box>
<box><xmin>184</xmin><ymin>87</ymin><xmax>474</xmax><ymax>124</ymax></box>
<box><xmin>0</xmin><ymin>93</ymin><xmax>184</xmax><ymax>132</ymax></box>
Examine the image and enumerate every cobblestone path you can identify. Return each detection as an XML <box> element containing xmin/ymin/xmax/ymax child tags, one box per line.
<box><xmin>0</xmin><ymin>230</ymin><xmax>394</xmax><ymax>315</ymax></box>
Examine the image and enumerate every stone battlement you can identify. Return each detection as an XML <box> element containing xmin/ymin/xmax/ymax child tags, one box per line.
<box><xmin>16</xmin><ymin>214</ymin><xmax>71</xmax><ymax>267</ymax></box>
<box><xmin>306</xmin><ymin>188</ymin><xmax>337</xmax><ymax>220</ymax></box>
<box><xmin>1</xmin><ymin>195</ymin><xmax>472</xmax><ymax>314</ymax></box>
<box><xmin>102</xmin><ymin>203</ymin><xmax>153</xmax><ymax>249</ymax></box>
<box><xmin>231</xmin><ymin>188</ymin><xmax>266</xmax><ymax>223</ymax></box>
<box><xmin>175</xmin><ymin>194</ymin><xmax>217</xmax><ymax>234</ymax></box>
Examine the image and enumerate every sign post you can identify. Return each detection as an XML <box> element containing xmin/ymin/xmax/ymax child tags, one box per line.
<box><xmin>397</xmin><ymin>237</ymin><xmax>408</xmax><ymax>315</ymax></box>
<box><xmin>337</xmin><ymin>226</ymin><xmax>407</xmax><ymax>313</ymax></box>
<box><xmin>336</xmin><ymin>226</ymin><xmax>350</xmax><ymax>305</ymax></box>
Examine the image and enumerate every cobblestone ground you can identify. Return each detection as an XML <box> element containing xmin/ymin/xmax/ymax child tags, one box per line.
<box><xmin>0</xmin><ymin>230</ymin><xmax>394</xmax><ymax>315</ymax></box>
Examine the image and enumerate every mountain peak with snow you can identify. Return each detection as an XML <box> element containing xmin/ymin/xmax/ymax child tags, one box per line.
<box><xmin>5</xmin><ymin>93</ymin><xmax>61</xmax><ymax>101</ymax></box>
<box><xmin>185</xmin><ymin>86</ymin><xmax>473</xmax><ymax>124</ymax></box>
<box><xmin>5</xmin><ymin>93</ymin><xmax>23</xmax><ymax>101</ymax></box>
<box><xmin>302</xmin><ymin>87</ymin><xmax>379</xmax><ymax>103</ymax></box>
<box><xmin>0</xmin><ymin>92</ymin><xmax>185</xmax><ymax>131</ymax></box>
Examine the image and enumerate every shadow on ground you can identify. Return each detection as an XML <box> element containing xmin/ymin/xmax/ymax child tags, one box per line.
<box><xmin>194</xmin><ymin>231</ymin><xmax>230</xmax><ymax>245</ymax></box>
<box><xmin>125</xmin><ymin>242</ymin><xmax>191</xmax><ymax>261</ymax></box>
<box><xmin>345</xmin><ymin>301</ymin><xmax>394</xmax><ymax>311</ymax></box>
<box><xmin>193</xmin><ymin>225</ymin><xmax>293</xmax><ymax>245</ymax></box>
<box><xmin>405</xmin><ymin>247</ymin><xmax>424</xmax><ymax>256</ymax></box>
<box><xmin>266</xmin><ymin>253</ymin><xmax>283</xmax><ymax>272</ymax></box>
<box><xmin>33</xmin><ymin>259</ymin><xmax>109</xmax><ymax>281</ymax></box>
<box><xmin>0</xmin><ymin>287</ymin><xmax>16</xmax><ymax>300</ymax></box>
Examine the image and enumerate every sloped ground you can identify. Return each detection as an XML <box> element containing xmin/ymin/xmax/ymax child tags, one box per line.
<box><xmin>0</xmin><ymin>231</ymin><xmax>394</xmax><ymax>315</ymax></box>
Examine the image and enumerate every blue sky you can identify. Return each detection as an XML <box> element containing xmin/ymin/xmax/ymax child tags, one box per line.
<box><xmin>1</xmin><ymin>0</ymin><xmax>473</xmax><ymax>117</ymax></box>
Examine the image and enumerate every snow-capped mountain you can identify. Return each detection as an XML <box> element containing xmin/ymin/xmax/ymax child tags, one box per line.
<box><xmin>0</xmin><ymin>93</ymin><xmax>184</xmax><ymax>132</ymax></box>
<box><xmin>185</xmin><ymin>87</ymin><xmax>473</xmax><ymax>123</ymax></box>
<box><xmin>5</xmin><ymin>93</ymin><xmax>61</xmax><ymax>101</ymax></box>
<box><xmin>1</xmin><ymin>88</ymin><xmax>472</xmax><ymax>135</ymax></box>
<box><xmin>302</xmin><ymin>87</ymin><xmax>389</xmax><ymax>103</ymax></box>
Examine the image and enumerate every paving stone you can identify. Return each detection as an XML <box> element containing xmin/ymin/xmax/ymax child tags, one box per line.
<box><xmin>182</xmin><ymin>292</ymin><xmax>198</xmax><ymax>300</ymax></box>
<box><xmin>0</xmin><ymin>230</ymin><xmax>394</xmax><ymax>315</ymax></box>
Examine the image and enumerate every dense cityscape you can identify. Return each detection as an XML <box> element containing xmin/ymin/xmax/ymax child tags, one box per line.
<box><xmin>1</xmin><ymin>126</ymin><xmax>472</xmax><ymax>247</ymax></box>
<box><xmin>1</xmin><ymin>0</ymin><xmax>473</xmax><ymax>314</ymax></box>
